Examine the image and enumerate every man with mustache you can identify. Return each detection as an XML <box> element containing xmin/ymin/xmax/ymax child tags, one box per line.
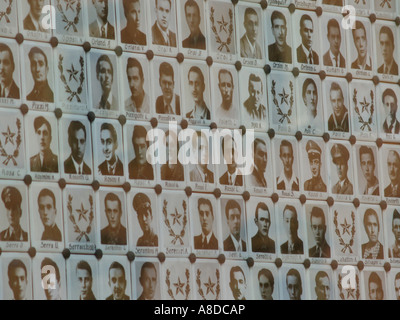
<box><xmin>304</xmin><ymin>140</ymin><xmax>327</xmax><ymax>192</ymax></box>
<box><xmin>98</xmin><ymin>123</ymin><xmax>124</xmax><ymax>176</ymax></box>
<box><xmin>155</xmin><ymin>62</ymin><xmax>180</xmax><ymax>115</ymax></box>
<box><xmin>152</xmin><ymin>0</ymin><xmax>176</xmax><ymax>47</ymax></box>
<box><xmin>23</xmin><ymin>0</ymin><xmax>49</xmax><ymax>32</ymax></box>
<box><xmin>27</xmin><ymin>47</ymin><xmax>53</xmax><ymax>102</ymax></box>
<box><xmin>120</xmin><ymin>0</ymin><xmax>147</xmax><ymax>45</ymax></box>
<box><xmin>89</xmin><ymin>0</ymin><xmax>115</xmax><ymax>39</ymax></box>
<box><xmin>297</xmin><ymin>14</ymin><xmax>319</xmax><ymax>65</ymax></box>
<box><xmin>362</xmin><ymin>209</ymin><xmax>384</xmax><ymax>260</ymax></box>
<box><xmin>138</xmin><ymin>262</ymin><xmax>158</xmax><ymax>300</ymax></box>
<box><xmin>351</xmin><ymin>21</ymin><xmax>372</xmax><ymax>71</ymax></box>
<box><xmin>240</xmin><ymin>7</ymin><xmax>262</xmax><ymax>59</ymax></box>
<box><xmin>133</xmin><ymin>193</ymin><xmax>158</xmax><ymax>247</ymax></box>
<box><xmin>106</xmin><ymin>261</ymin><xmax>129</xmax><ymax>300</ymax></box>
<box><xmin>0</xmin><ymin>43</ymin><xmax>20</xmax><ymax>99</ymax></box>
<box><xmin>223</xmin><ymin>200</ymin><xmax>247</xmax><ymax>252</ymax></box>
<box><xmin>95</xmin><ymin>55</ymin><xmax>117</xmax><ymax>111</ymax></box>
<box><xmin>38</xmin><ymin>188</ymin><xmax>62</xmax><ymax>241</ymax></box>
<box><xmin>251</xmin><ymin>202</ymin><xmax>275</xmax><ymax>253</ymax></box>
<box><xmin>30</xmin><ymin>116</ymin><xmax>58</xmax><ymax>173</ymax></box>
<box><xmin>268</xmin><ymin>10</ymin><xmax>292</xmax><ymax>63</ymax></box>
<box><xmin>359</xmin><ymin>146</ymin><xmax>379</xmax><ymax>196</ymax></box>
<box><xmin>384</xmin><ymin>150</ymin><xmax>400</xmax><ymax>197</ymax></box>
<box><xmin>382</xmin><ymin>89</ymin><xmax>400</xmax><ymax>134</ymax></box>
<box><xmin>128</xmin><ymin>125</ymin><xmax>154</xmax><ymax>180</ymax></box>
<box><xmin>331</xmin><ymin>143</ymin><xmax>353</xmax><ymax>195</ymax></box>
<box><xmin>194</xmin><ymin>198</ymin><xmax>218</xmax><ymax>250</ymax></box>
<box><xmin>101</xmin><ymin>192</ymin><xmax>127</xmax><ymax>245</ymax></box>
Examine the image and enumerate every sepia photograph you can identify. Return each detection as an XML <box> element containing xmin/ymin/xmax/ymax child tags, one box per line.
<box><xmin>363</xmin><ymin>268</ymin><xmax>387</xmax><ymax>300</ymax></box>
<box><xmin>384</xmin><ymin>206</ymin><xmax>400</xmax><ymax>266</ymax></box>
<box><xmin>308</xmin><ymin>266</ymin><xmax>334</xmax><ymax>300</ymax></box>
<box><xmin>279</xmin><ymin>264</ymin><xmax>308</xmax><ymax>300</ymax></box>
<box><xmin>0</xmin><ymin>40</ymin><xmax>21</xmax><ymax>108</ymax></box>
<box><xmin>379</xmin><ymin>144</ymin><xmax>400</xmax><ymax>205</ymax></box>
<box><xmin>19</xmin><ymin>0</ymin><xmax>52</xmax><ymax>41</ymax></box>
<box><xmin>0</xmin><ymin>0</ymin><xmax>18</xmax><ymax>37</ymax></box>
<box><xmin>376</xmin><ymin>83</ymin><xmax>400</xmax><ymax>142</ymax></box>
<box><xmin>251</xmin><ymin>263</ymin><xmax>279</xmax><ymax>300</ymax></box>
<box><xmin>374</xmin><ymin>0</ymin><xmax>397</xmax><ymax>20</ymax></box>
<box><xmin>133</xmin><ymin>258</ymin><xmax>161</xmax><ymax>300</ymax></box>
<box><xmin>222</xmin><ymin>261</ymin><xmax>250</xmax><ymax>300</ymax></box>
<box><xmin>67</xmin><ymin>255</ymin><xmax>99</xmax><ymax>300</ymax></box>
<box><xmin>99</xmin><ymin>256</ymin><xmax>131</xmax><ymax>300</ymax></box>
<box><xmin>1</xmin><ymin>253</ymin><xmax>32</xmax><ymax>300</ymax></box>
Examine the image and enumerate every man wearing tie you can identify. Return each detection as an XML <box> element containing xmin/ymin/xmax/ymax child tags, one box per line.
<box><xmin>89</xmin><ymin>0</ymin><xmax>115</xmax><ymax>39</ymax></box>
<box><xmin>95</xmin><ymin>55</ymin><xmax>118</xmax><ymax>111</ymax></box>
<box><xmin>189</xmin><ymin>131</ymin><xmax>214</xmax><ymax>183</ymax></box>
<box><xmin>308</xmin><ymin>207</ymin><xmax>331</xmax><ymax>258</ymax></box>
<box><xmin>296</xmin><ymin>14</ymin><xmax>319</xmax><ymax>65</ymax></box>
<box><xmin>280</xmin><ymin>205</ymin><xmax>304</xmax><ymax>255</ymax></box>
<box><xmin>155</xmin><ymin>62</ymin><xmax>180</xmax><ymax>115</ymax></box>
<box><xmin>193</xmin><ymin>198</ymin><xmax>218</xmax><ymax>250</ymax></box>
<box><xmin>250</xmin><ymin>138</ymin><xmax>268</xmax><ymax>188</ymax></box>
<box><xmin>151</xmin><ymin>0</ymin><xmax>177</xmax><ymax>47</ymax></box>
<box><xmin>0</xmin><ymin>187</ymin><xmax>28</xmax><ymax>242</ymax></box>
<box><xmin>219</xmin><ymin>136</ymin><xmax>243</xmax><ymax>187</ymax></box>
<box><xmin>30</xmin><ymin>116</ymin><xmax>58</xmax><ymax>173</ymax></box>
<box><xmin>323</xmin><ymin>19</ymin><xmax>346</xmax><ymax>68</ymax></box>
<box><xmin>377</xmin><ymin>26</ymin><xmax>398</xmax><ymax>75</ymax></box>
<box><xmin>23</xmin><ymin>0</ymin><xmax>49</xmax><ymax>32</ymax></box>
<box><xmin>223</xmin><ymin>200</ymin><xmax>247</xmax><ymax>252</ymax></box>
<box><xmin>240</xmin><ymin>7</ymin><xmax>262</xmax><ymax>59</ymax></box>
<box><xmin>128</xmin><ymin>125</ymin><xmax>154</xmax><ymax>180</ymax></box>
<box><xmin>382</xmin><ymin>88</ymin><xmax>400</xmax><ymax>134</ymax></box>
<box><xmin>98</xmin><ymin>123</ymin><xmax>124</xmax><ymax>176</ymax></box>
<box><xmin>0</xmin><ymin>43</ymin><xmax>20</xmax><ymax>99</ymax></box>
<box><xmin>331</xmin><ymin>144</ymin><xmax>353</xmax><ymax>195</ymax></box>
<box><xmin>185</xmin><ymin>66</ymin><xmax>210</xmax><ymax>120</ymax></box>
<box><xmin>243</xmin><ymin>74</ymin><xmax>266</xmax><ymax>121</ymax></box>
<box><xmin>384</xmin><ymin>150</ymin><xmax>400</xmax><ymax>198</ymax></box>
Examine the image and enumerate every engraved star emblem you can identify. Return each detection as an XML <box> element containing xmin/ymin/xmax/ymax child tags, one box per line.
<box><xmin>278</xmin><ymin>88</ymin><xmax>289</xmax><ymax>105</ymax></box>
<box><xmin>67</xmin><ymin>64</ymin><xmax>79</xmax><ymax>83</ymax></box>
<box><xmin>204</xmin><ymin>277</ymin><xmax>216</xmax><ymax>295</ymax></box>
<box><xmin>360</xmin><ymin>97</ymin><xmax>370</xmax><ymax>113</ymax></box>
<box><xmin>171</xmin><ymin>209</ymin><xmax>182</xmax><ymax>226</ymax></box>
<box><xmin>76</xmin><ymin>203</ymin><xmax>88</xmax><ymax>222</ymax></box>
<box><xmin>341</xmin><ymin>218</ymin><xmax>351</xmax><ymax>236</ymax></box>
<box><xmin>65</xmin><ymin>0</ymin><xmax>77</xmax><ymax>12</ymax></box>
<box><xmin>2</xmin><ymin>126</ymin><xmax>15</xmax><ymax>146</ymax></box>
<box><xmin>217</xmin><ymin>15</ymin><xmax>228</xmax><ymax>34</ymax></box>
<box><xmin>346</xmin><ymin>287</ymin><xmax>356</xmax><ymax>299</ymax></box>
<box><xmin>174</xmin><ymin>277</ymin><xmax>185</xmax><ymax>296</ymax></box>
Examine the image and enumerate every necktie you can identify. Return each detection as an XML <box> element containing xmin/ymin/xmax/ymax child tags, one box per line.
<box><xmin>385</xmin><ymin>66</ymin><xmax>389</xmax><ymax>74</ymax></box>
<box><xmin>308</xmin><ymin>52</ymin><xmax>313</xmax><ymax>64</ymax></box>
<box><xmin>336</xmin><ymin>183</ymin><xmax>341</xmax><ymax>194</ymax></box>
<box><xmin>166</xmin><ymin>104</ymin><xmax>173</xmax><ymax>114</ymax></box>
<box><xmin>0</xmin><ymin>85</ymin><xmax>3</xmax><ymax>98</ymax></box>
<box><xmin>101</xmin><ymin>26</ymin><xmax>106</xmax><ymax>38</ymax></box>
<box><xmin>333</xmin><ymin>56</ymin><xmax>338</xmax><ymax>67</ymax></box>
<box><xmin>204</xmin><ymin>173</ymin><xmax>208</xmax><ymax>183</ymax></box>
<box><xmin>78</xmin><ymin>167</ymin><xmax>81</xmax><ymax>175</ymax></box>
<box><xmin>229</xmin><ymin>175</ymin><xmax>232</xmax><ymax>185</ymax></box>
<box><xmin>202</xmin><ymin>237</ymin><xmax>207</xmax><ymax>249</ymax></box>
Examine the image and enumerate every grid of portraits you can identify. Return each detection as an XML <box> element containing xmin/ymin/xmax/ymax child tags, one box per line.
<box><xmin>0</xmin><ymin>0</ymin><xmax>400</xmax><ymax>300</ymax></box>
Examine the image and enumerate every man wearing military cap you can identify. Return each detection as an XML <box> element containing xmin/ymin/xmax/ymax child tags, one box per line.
<box><xmin>0</xmin><ymin>187</ymin><xmax>28</xmax><ymax>241</ymax></box>
<box><xmin>133</xmin><ymin>193</ymin><xmax>158</xmax><ymax>247</ymax></box>
<box><xmin>389</xmin><ymin>209</ymin><xmax>400</xmax><ymax>258</ymax></box>
<box><xmin>331</xmin><ymin>144</ymin><xmax>353</xmax><ymax>195</ymax></box>
<box><xmin>304</xmin><ymin>140</ymin><xmax>327</xmax><ymax>193</ymax></box>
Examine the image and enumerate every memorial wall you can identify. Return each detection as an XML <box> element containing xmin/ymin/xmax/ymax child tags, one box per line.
<box><xmin>0</xmin><ymin>0</ymin><xmax>399</xmax><ymax>300</ymax></box>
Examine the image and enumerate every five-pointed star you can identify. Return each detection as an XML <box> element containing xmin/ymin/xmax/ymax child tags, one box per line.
<box><xmin>171</xmin><ymin>209</ymin><xmax>182</xmax><ymax>226</ymax></box>
<box><xmin>2</xmin><ymin>126</ymin><xmax>15</xmax><ymax>146</ymax></box>
<box><xmin>76</xmin><ymin>203</ymin><xmax>88</xmax><ymax>222</ymax></box>
<box><xmin>341</xmin><ymin>218</ymin><xmax>351</xmax><ymax>236</ymax></box>
<box><xmin>65</xmin><ymin>0</ymin><xmax>77</xmax><ymax>12</ymax></box>
<box><xmin>346</xmin><ymin>287</ymin><xmax>356</xmax><ymax>299</ymax></box>
<box><xmin>174</xmin><ymin>277</ymin><xmax>185</xmax><ymax>296</ymax></box>
<box><xmin>67</xmin><ymin>64</ymin><xmax>79</xmax><ymax>83</ymax></box>
<box><xmin>279</xmin><ymin>88</ymin><xmax>289</xmax><ymax>105</ymax></box>
<box><xmin>360</xmin><ymin>97</ymin><xmax>370</xmax><ymax>113</ymax></box>
<box><xmin>204</xmin><ymin>277</ymin><xmax>216</xmax><ymax>295</ymax></box>
<box><xmin>217</xmin><ymin>15</ymin><xmax>228</xmax><ymax>33</ymax></box>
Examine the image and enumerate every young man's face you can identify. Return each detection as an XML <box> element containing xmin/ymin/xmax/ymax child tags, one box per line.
<box><xmin>108</xmin><ymin>267</ymin><xmax>126</xmax><ymax>300</ymax></box>
<box><xmin>127</xmin><ymin>66</ymin><xmax>144</xmax><ymax>99</ymax></box>
<box><xmin>254</xmin><ymin>142</ymin><xmax>268</xmax><ymax>173</ymax></box>
<box><xmin>36</xmin><ymin>123</ymin><xmax>51</xmax><ymax>153</ymax></box>
<box><xmin>249</xmin><ymin>80</ymin><xmax>262</xmax><ymax>107</ymax></box>
<box><xmin>287</xmin><ymin>275</ymin><xmax>301</xmax><ymax>300</ymax></box>
<box><xmin>97</xmin><ymin>61</ymin><xmax>113</xmax><ymax>94</ymax></box>
<box><xmin>328</xmin><ymin>26</ymin><xmax>341</xmax><ymax>56</ymax></box>
<box><xmin>354</xmin><ymin>28</ymin><xmax>367</xmax><ymax>60</ymax></box>
<box><xmin>93</xmin><ymin>0</ymin><xmax>108</xmax><ymax>20</ymax></box>
<box><xmin>31</xmin><ymin>53</ymin><xmax>48</xmax><ymax>83</ymax></box>
<box><xmin>140</xmin><ymin>267</ymin><xmax>157</xmax><ymax>300</ymax></box>
<box><xmin>369</xmin><ymin>281</ymin><xmax>383</xmax><ymax>300</ymax></box>
<box><xmin>384</xmin><ymin>95</ymin><xmax>398</xmax><ymax>118</ymax></box>
<box><xmin>125</xmin><ymin>1</ymin><xmax>140</xmax><ymax>29</ymax></box>
<box><xmin>160</xmin><ymin>73</ymin><xmax>174</xmax><ymax>102</ymax></box>
<box><xmin>360</xmin><ymin>153</ymin><xmax>375</xmax><ymax>184</ymax></box>
<box><xmin>43</xmin><ymin>277</ymin><xmax>61</xmax><ymax>300</ymax></box>
<box><xmin>100</xmin><ymin>129</ymin><xmax>116</xmax><ymax>162</ymax></box>
<box><xmin>387</xmin><ymin>151</ymin><xmax>400</xmax><ymax>184</ymax></box>
<box><xmin>272</xmin><ymin>18</ymin><xmax>287</xmax><ymax>46</ymax></box>
<box><xmin>283</xmin><ymin>209</ymin><xmax>297</xmax><ymax>238</ymax></box>
<box><xmin>105</xmin><ymin>200</ymin><xmax>121</xmax><ymax>230</ymax></box>
<box><xmin>280</xmin><ymin>145</ymin><xmax>293</xmax><ymax>175</ymax></box>
<box><xmin>335</xmin><ymin>159</ymin><xmax>348</xmax><ymax>182</ymax></box>
<box><xmin>188</xmin><ymin>71</ymin><xmax>205</xmax><ymax>105</ymax></box>
<box><xmin>138</xmin><ymin>208</ymin><xmax>152</xmax><ymax>234</ymax></box>
<box><xmin>0</xmin><ymin>50</ymin><xmax>14</xmax><ymax>86</ymax></box>
<box><xmin>300</xmin><ymin>19</ymin><xmax>313</xmax><ymax>50</ymax></box>
<box><xmin>70</xmin><ymin>128</ymin><xmax>86</xmax><ymax>163</ymax></box>
<box><xmin>199</xmin><ymin>203</ymin><xmax>213</xmax><ymax>236</ymax></box>
<box><xmin>28</xmin><ymin>0</ymin><xmax>45</xmax><ymax>19</ymax></box>
<box><xmin>315</xmin><ymin>276</ymin><xmax>330</xmax><ymax>300</ymax></box>
<box><xmin>9</xmin><ymin>267</ymin><xmax>27</xmax><ymax>300</ymax></box>
<box><xmin>365</xmin><ymin>214</ymin><xmax>379</xmax><ymax>244</ymax></box>
<box><xmin>77</xmin><ymin>268</ymin><xmax>93</xmax><ymax>300</ymax></box>
<box><xmin>244</xmin><ymin>13</ymin><xmax>259</xmax><ymax>43</ymax></box>
<box><xmin>38</xmin><ymin>195</ymin><xmax>56</xmax><ymax>228</ymax></box>
<box><xmin>133</xmin><ymin>136</ymin><xmax>147</xmax><ymax>165</ymax></box>
<box><xmin>258</xmin><ymin>274</ymin><xmax>273</xmax><ymax>300</ymax></box>
<box><xmin>230</xmin><ymin>271</ymin><xmax>246</xmax><ymax>300</ymax></box>
<box><xmin>304</xmin><ymin>83</ymin><xmax>317</xmax><ymax>110</ymax></box>
<box><xmin>227</xmin><ymin>208</ymin><xmax>241</xmax><ymax>238</ymax></box>
<box><xmin>6</xmin><ymin>207</ymin><xmax>22</xmax><ymax>230</ymax></box>
<box><xmin>379</xmin><ymin>32</ymin><xmax>394</xmax><ymax>64</ymax></box>
<box><xmin>311</xmin><ymin>216</ymin><xmax>325</xmax><ymax>247</ymax></box>
<box><xmin>309</xmin><ymin>157</ymin><xmax>321</xmax><ymax>179</ymax></box>
<box><xmin>255</xmin><ymin>209</ymin><xmax>270</xmax><ymax>237</ymax></box>
<box><xmin>156</xmin><ymin>0</ymin><xmax>171</xmax><ymax>31</ymax></box>
<box><xmin>330</xmin><ymin>89</ymin><xmax>345</xmax><ymax>118</ymax></box>
<box><xmin>392</xmin><ymin>218</ymin><xmax>400</xmax><ymax>243</ymax></box>
<box><xmin>218</xmin><ymin>72</ymin><xmax>233</xmax><ymax>106</ymax></box>
<box><xmin>185</xmin><ymin>5</ymin><xmax>200</xmax><ymax>35</ymax></box>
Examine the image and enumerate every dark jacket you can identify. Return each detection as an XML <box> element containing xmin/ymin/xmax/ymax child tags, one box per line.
<box><xmin>98</xmin><ymin>158</ymin><xmax>124</xmax><ymax>176</ymax></box>
<box><xmin>155</xmin><ymin>95</ymin><xmax>181</xmax><ymax>115</ymax></box>
<box><xmin>41</xmin><ymin>224</ymin><xmax>62</xmax><ymax>242</ymax></box>
<box><xmin>268</xmin><ymin>42</ymin><xmax>292</xmax><ymax>63</ymax></box>
<box><xmin>378</xmin><ymin>61</ymin><xmax>399</xmax><ymax>75</ymax></box>
<box><xmin>89</xmin><ymin>21</ymin><xmax>115</xmax><ymax>39</ymax></box>
<box><xmin>309</xmin><ymin>242</ymin><xmax>331</xmax><ymax>258</ymax></box>
<box><xmin>27</xmin><ymin>81</ymin><xmax>54</xmax><ymax>102</ymax></box>
<box><xmin>106</xmin><ymin>294</ymin><xmax>130</xmax><ymax>300</ymax></box>
<box><xmin>304</xmin><ymin>176</ymin><xmax>327</xmax><ymax>192</ymax></box>
<box><xmin>383</xmin><ymin>119</ymin><xmax>400</xmax><ymax>134</ymax></box>
<box><xmin>251</xmin><ymin>232</ymin><xmax>275</xmax><ymax>253</ymax></box>
<box><xmin>194</xmin><ymin>233</ymin><xmax>218</xmax><ymax>250</ymax></box>
<box><xmin>120</xmin><ymin>26</ymin><xmax>147</xmax><ymax>45</ymax></box>
<box><xmin>30</xmin><ymin>150</ymin><xmax>58</xmax><ymax>173</ymax></box>
<box><xmin>384</xmin><ymin>183</ymin><xmax>400</xmax><ymax>198</ymax></box>
<box><xmin>64</xmin><ymin>156</ymin><xmax>91</xmax><ymax>175</ymax></box>
<box><xmin>280</xmin><ymin>238</ymin><xmax>304</xmax><ymax>254</ymax></box>
<box><xmin>161</xmin><ymin>163</ymin><xmax>184</xmax><ymax>181</ymax></box>
<box><xmin>128</xmin><ymin>158</ymin><xmax>154</xmax><ymax>180</ymax></box>
<box><xmin>296</xmin><ymin>45</ymin><xmax>319</xmax><ymax>65</ymax></box>
<box><xmin>182</xmin><ymin>32</ymin><xmax>206</xmax><ymax>50</ymax></box>
<box><xmin>0</xmin><ymin>227</ymin><xmax>28</xmax><ymax>241</ymax></box>
<box><xmin>151</xmin><ymin>23</ymin><xmax>176</xmax><ymax>47</ymax></box>
<box><xmin>6</xmin><ymin>81</ymin><xmax>20</xmax><ymax>99</ymax></box>
<box><xmin>219</xmin><ymin>171</ymin><xmax>243</xmax><ymax>187</ymax></box>
<box><xmin>323</xmin><ymin>51</ymin><xmax>346</xmax><ymax>68</ymax></box>
<box><xmin>101</xmin><ymin>225</ymin><xmax>127</xmax><ymax>245</ymax></box>
<box><xmin>223</xmin><ymin>236</ymin><xmax>247</xmax><ymax>252</ymax></box>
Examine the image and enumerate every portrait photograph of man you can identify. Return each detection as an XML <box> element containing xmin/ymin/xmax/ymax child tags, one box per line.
<box><xmin>238</xmin><ymin>5</ymin><xmax>263</xmax><ymax>60</ymax></box>
<box><xmin>280</xmin><ymin>204</ymin><xmax>304</xmax><ymax>255</ymax></box>
<box><xmin>63</xmin><ymin>120</ymin><xmax>92</xmax><ymax>176</ymax></box>
<box><xmin>307</xmin><ymin>206</ymin><xmax>331</xmax><ymax>258</ymax></box>
<box><xmin>219</xmin><ymin>135</ymin><xmax>243</xmax><ymax>187</ymax></box>
<box><xmin>193</xmin><ymin>197</ymin><xmax>219</xmax><ymax>251</ymax></box>
<box><xmin>267</xmin><ymin>9</ymin><xmax>292</xmax><ymax>64</ymax></box>
<box><xmin>89</xmin><ymin>0</ymin><xmax>115</xmax><ymax>39</ymax></box>
<box><xmin>120</xmin><ymin>0</ymin><xmax>147</xmax><ymax>45</ymax></box>
<box><xmin>275</xmin><ymin>139</ymin><xmax>300</xmax><ymax>192</ymax></box>
<box><xmin>136</xmin><ymin>261</ymin><xmax>159</xmax><ymax>300</ymax></box>
<box><xmin>0</xmin><ymin>42</ymin><xmax>20</xmax><ymax>100</ymax></box>
<box><xmin>74</xmin><ymin>259</ymin><xmax>97</xmax><ymax>300</ymax></box>
<box><xmin>36</xmin><ymin>256</ymin><xmax>64</xmax><ymax>300</ymax></box>
<box><xmin>365</xmin><ymin>271</ymin><xmax>385</xmax><ymax>300</ymax></box>
<box><xmin>313</xmin><ymin>270</ymin><xmax>331</xmax><ymax>300</ymax></box>
<box><xmin>330</xmin><ymin>143</ymin><xmax>354</xmax><ymax>196</ymax></box>
<box><xmin>5</xmin><ymin>258</ymin><xmax>31</xmax><ymax>300</ymax></box>
<box><xmin>36</xmin><ymin>188</ymin><xmax>62</xmax><ymax>242</ymax></box>
<box><xmin>349</xmin><ymin>20</ymin><xmax>372</xmax><ymax>72</ymax></box>
<box><xmin>255</xmin><ymin>267</ymin><xmax>275</xmax><ymax>300</ymax></box>
<box><xmin>377</xmin><ymin>24</ymin><xmax>398</xmax><ymax>76</ymax></box>
<box><xmin>154</xmin><ymin>60</ymin><xmax>180</xmax><ymax>116</ymax></box>
<box><xmin>388</xmin><ymin>209</ymin><xmax>400</xmax><ymax>259</ymax></box>
<box><xmin>189</xmin><ymin>131</ymin><xmax>214</xmax><ymax>184</ymax></box>
<box><xmin>242</xmin><ymin>72</ymin><xmax>267</xmax><ymax>123</ymax></box>
<box><xmin>25</xmin><ymin>46</ymin><xmax>54</xmax><ymax>103</ymax></box>
<box><xmin>383</xmin><ymin>148</ymin><xmax>400</xmax><ymax>198</ymax></box>
<box><xmin>394</xmin><ymin>272</ymin><xmax>400</xmax><ymax>300</ymax></box>
<box><xmin>296</xmin><ymin>13</ymin><xmax>319</xmax><ymax>66</ymax></box>
<box><xmin>326</xmin><ymin>81</ymin><xmax>350</xmax><ymax>134</ymax></box>
<box><xmin>104</xmin><ymin>260</ymin><xmax>130</xmax><ymax>300</ymax></box>
<box><xmin>222</xmin><ymin>198</ymin><xmax>247</xmax><ymax>253</ymax></box>
<box><xmin>283</xmin><ymin>267</ymin><xmax>303</xmax><ymax>300</ymax></box>
<box><xmin>322</xmin><ymin>17</ymin><xmax>346</xmax><ymax>70</ymax></box>
<box><xmin>132</xmin><ymin>192</ymin><xmax>158</xmax><ymax>247</ymax></box>
<box><xmin>249</xmin><ymin>138</ymin><xmax>268</xmax><ymax>188</ymax></box>
<box><xmin>381</xmin><ymin>87</ymin><xmax>400</xmax><ymax>135</ymax></box>
<box><xmin>151</xmin><ymin>0</ymin><xmax>177</xmax><ymax>47</ymax></box>
<box><xmin>228</xmin><ymin>265</ymin><xmax>247</xmax><ymax>300</ymax></box>
<box><xmin>302</xmin><ymin>139</ymin><xmax>327</xmax><ymax>194</ymax></box>
<box><xmin>251</xmin><ymin>202</ymin><xmax>275</xmax><ymax>254</ymax></box>
<box><xmin>180</xmin><ymin>0</ymin><xmax>206</xmax><ymax>50</ymax></box>
<box><xmin>0</xmin><ymin>186</ymin><xmax>28</xmax><ymax>242</ymax></box>
<box><xmin>128</xmin><ymin>125</ymin><xmax>154</xmax><ymax>181</ymax></box>
<box><xmin>160</xmin><ymin>129</ymin><xmax>184</xmax><ymax>182</ymax></box>
<box><xmin>97</xmin><ymin>121</ymin><xmax>124</xmax><ymax>177</ymax></box>
<box><xmin>356</xmin><ymin>145</ymin><xmax>380</xmax><ymax>197</ymax></box>
<box><xmin>361</xmin><ymin>208</ymin><xmax>384</xmax><ymax>260</ymax></box>
<box><xmin>100</xmin><ymin>192</ymin><xmax>127</xmax><ymax>246</ymax></box>
<box><xmin>22</xmin><ymin>0</ymin><xmax>50</xmax><ymax>33</ymax></box>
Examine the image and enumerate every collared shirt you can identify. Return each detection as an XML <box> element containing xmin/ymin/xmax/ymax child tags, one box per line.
<box><xmin>332</xmin><ymin>110</ymin><xmax>349</xmax><ymax>130</ymax></box>
<box><xmin>107</xmin><ymin>156</ymin><xmax>120</xmax><ymax>175</ymax></box>
<box><xmin>71</xmin><ymin>156</ymin><xmax>84</xmax><ymax>175</ymax></box>
<box><xmin>364</xmin><ymin>177</ymin><xmax>379</xmax><ymax>196</ymax></box>
<box><xmin>201</xmin><ymin>232</ymin><xmax>213</xmax><ymax>246</ymax></box>
<box><xmin>230</xmin><ymin>234</ymin><xmax>242</xmax><ymax>252</ymax></box>
<box><xmin>99</xmin><ymin>93</ymin><xmax>113</xmax><ymax>110</ymax></box>
<box><xmin>192</xmin><ymin>101</ymin><xmax>208</xmax><ymax>119</ymax></box>
<box><xmin>277</xmin><ymin>170</ymin><xmax>297</xmax><ymax>191</ymax></box>
<box><xmin>156</xmin><ymin>22</ymin><xmax>170</xmax><ymax>46</ymax></box>
<box><xmin>385</xmin><ymin>117</ymin><xmax>398</xmax><ymax>134</ymax></box>
<box><xmin>245</xmin><ymin>34</ymin><xmax>256</xmax><ymax>56</ymax></box>
<box><xmin>354</xmin><ymin>54</ymin><xmax>372</xmax><ymax>70</ymax></box>
<box><xmin>0</xmin><ymin>81</ymin><xmax>12</xmax><ymax>98</ymax></box>
<box><xmin>302</xmin><ymin>44</ymin><xmax>314</xmax><ymax>64</ymax></box>
<box><xmin>226</xmin><ymin>169</ymin><xmax>238</xmax><ymax>186</ymax></box>
<box><xmin>329</xmin><ymin>50</ymin><xmax>340</xmax><ymax>67</ymax></box>
<box><xmin>163</xmin><ymin>95</ymin><xmax>176</xmax><ymax>115</ymax></box>
<box><xmin>192</xmin><ymin>164</ymin><xmax>207</xmax><ymax>182</ymax></box>
<box><xmin>383</xmin><ymin>59</ymin><xmax>394</xmax><ymax>74</ymax></box>
<box><xmin>2</xmin><ymin>226</ymin><xmax>25</xmax><ymax>241</ymax></box>
<box><xmin>96</xmin><ymin>17</ymin><xmax>109</xmax><ymax>37</ymax></box>
<box><xmin>126</xmin><ymin>93</ymin><xmax>149</xmax><ymax>113</ymax></box>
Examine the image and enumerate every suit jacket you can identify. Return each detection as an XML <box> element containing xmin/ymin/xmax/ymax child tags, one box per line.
<box><xmin>378</xmin><ymin>61</ymin><xmax>399</xmax><ymax>75</ymax></box>
<box><xmin>244</xmin><ymin>97</ymin><xmax>266</xmax><ymax>120</ymax></box>
<box><xmin>251</xmin><ymin>232</ymin><xmax>275</xmax><ymax>253</ymax></box>
<box><xmin>194</xmin><ymin>233</ymin><xmax>219</xmax><ymax>250</ymax></box>
<box><xmin>219</xmin><ymin>171</ymin><xmax>243</xmax><ymax>187</ymax></box>
<box><xmin>223</xmin><ymin>236</ymin><xmax>247</xmax><ymax>252</ymax></box>
<box><xmin>64</xmin><ymin>156</ymin><xmax>91</xmax><ymax>175</ymax></box>
<box><xmin>384</xmin><ymin>183</ymin><xmax>400</xmax><ymax>198</ymax></box>
<box><xmin>268</xmin><ymin>42</ymin><xmax>292</xmax><ymax>63</ymax></box>
<box><xmin>152</xmin><ymin>23</ymin><xmax>176</xmax><ymax>47</ymax></box>
<box><xmin>240</xmin><ymin>35</ymin><xmax>262</xmax><ymax>59</ymax></box>
<box><xmin>89</xmin><ymin>21</ymin><xmax>115</xmax><ymax>39</ymax></box>
<box><xmin>23</xmin><ymin>14</ymin><xmax>36</xmax><ymax>31</ymax></box>
<box><xmin>280</xmin><ymin>238</ymin><xmax>304</xmax><ymax>254</ymax></box>
<box><xmin>30</xmin><ymin>151</ymin><xmax>58</xmax><ymax>173</ymax></box>
<box><xmin>7</xmin><ymin>81</ymin><xmax>20</xmax><ymax>99</ymax></box>
<box><xmin>332</xmin><ymin>178</ymin><xmax>353</xmax><ymax>195</ymax></box>
<box><xmin>0</xmin><ymin>227</ymin><xmax>28</xmax><ymax>241</ymax></box>
<box><xmin>41</xmin><ymin>225</ymin><xmax>62</xmax><ymax>242</ymax></box>
<box><xmin>309</xmin><ymin>242</ymin><xmax>331</xmax><ymax>258</ymax></box>
<box><xmin>98</xmin><ymin>158</ymin><xmax>124</xmax><ymax>176</ymax></box>
<box><xmin>128</xmin><ymin>158</ymin><xmax>154</xmax><ymax>180</ymax></box>
<box><xmin>80</xmin><ymin>290</ymin><xmax>96</xmax><ymax>300</ymax></box>
<box><xmin>101</xmin><ymin>225</ymin><xmax>127</xmax><ymax>245</ymax></box>
<box><xmin>156</xmin><ymin>95</ymin><xmax>180</xmax><ymax>115</ymax></box>
<box><xmin>120</xmin><ymin>26</ymin><xmax>147</xmax><ymax>45</ymax></box>
<box><xmin>106</xmin><ymin>294</ymin><xmax>130</xmax><ymax>300</ymax></box>
<box><xmin>186</xmin><ymin>103</ymin><xmax>211</xmax><ymax>120</ymax></box>
<box><xmin>96</xmin><ymin>95</ymin><xmax>118</xmax><ymax>111</ymax></box>
<box><xmin>161</xmin><ymin>163</ymin><xmax>184</xmax><ymax>181</ymax></box>
<box><xmin>182</xmin><ymin>32</ymin><xmax>206</xmax><ymax>50</ymax></box>
<box><xmin>296</xmin><ymin>45</ymin><xmax>319</xmax><ymax>64</ymax></box>
<box><xmin>27</xmin><ymin>81</ymin><xmax>54</xmax><ymax>102</ymax></box>
<box><xmin>351</xmin><ymin>59</ymin><xmax>372</xmax><ymax>71</ymax></box>
<box><xmin>190</xmin><ymin>166</ymin><xmax>214</xmax><ymax>183</ymax></box>
<box><xmin>249</xmin><ymin>169</ymin><xmax>267</xmax><ymax>188</ymax></box>
<box><xmin>323</xmin><ymin>51</ymin><xmax>346</xmax><ymax>68</ymax></box>
<box><xmin>383</xmin><ymin>119</ymin><xmax>400</xmax><ymax>134</ymax></box>
<box><xmin>362</xmin><ymin>242</ymin><xmax>384</xmax><ymax>260</ymax></box>
<box><xmin>276</xmin><ymin>177</ymin><xmax>300</xmax><ymax>192</ymax></box>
